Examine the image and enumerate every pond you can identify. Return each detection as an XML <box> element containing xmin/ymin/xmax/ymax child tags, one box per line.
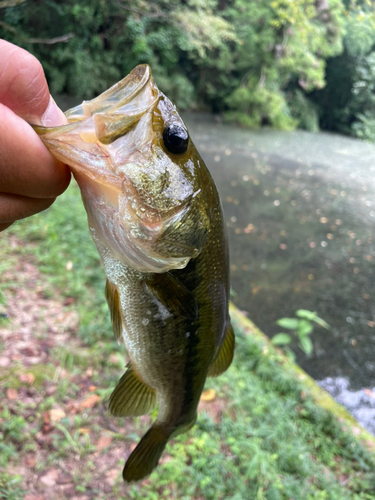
<box><xmin>55</xmin><ymin>96</ymin><xmax>375</xmax><ymax>431</ymax></box>
<box><xmin>183</xmin><ymin>113</ymin><xmax>375</xmax><ymax>432</ymax></box>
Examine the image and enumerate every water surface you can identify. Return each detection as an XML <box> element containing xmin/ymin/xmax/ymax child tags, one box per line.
<box><xmin>184</xmin><ymin>113</ymin><xmax>375</xmax><ymax>392</ymax></box>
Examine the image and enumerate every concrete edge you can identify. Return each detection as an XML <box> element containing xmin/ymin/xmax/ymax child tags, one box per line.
<box><xmin>229</xmin><ymin>302</ymin><xmax>375</xmax><ymax>451</ymax></box>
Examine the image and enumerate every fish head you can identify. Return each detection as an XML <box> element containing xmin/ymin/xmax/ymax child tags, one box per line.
<box><xmin>33</xmin><ymin>65</ymin><xmax>211</xmax><ymax>273</ymax></box>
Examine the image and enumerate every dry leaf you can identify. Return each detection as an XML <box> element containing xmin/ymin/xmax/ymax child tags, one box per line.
<box><xmin>40</xmin><ymin>469</ymin><xmax>58</xmax><ymax>487</ymax></box>
<box><xmin>19</xmin><ymin>372</ymin><xmax>35</xmax><ymax>384</ymax></box>
<box><xmin>49</xmin><ymin>409</ymin><xmax>66</xmax><ymax>423</ymax></box>
<box><xmin>80</xmin><ymin>394</ymin><xmax>100</xmax><ymax>410</ymax></box>
<box><xmin>200</xmin><ymin>388</ymin><xmax>216</xmax><ymax>402</ymax></box>
<box><xmin>24</xmin><ymin>454</ymin><xmax>37</xmax><ymax>468</ymax></box>
<box><xmin>43</xmin><ymin>411</ymin><xmax>51</xmax><ymax>424</ymax></box>
<box><xmin>97</xmin><ymin>434</ymin><xmax>113</xmax><ymax>451</ymax></box>
<box><xmin>89</xmin><ymin>385</ymin><xmax>97</xmax><ymax>392</ymax></box>
<box><xmin>79</xmin><ymin>428</ymin><xmax>90</xmax><ymax>434</ymax></box>
<box><xmin>6</xmin><ymin>388</ymin><xmax>18</xmax><ymax>400</ymax></box>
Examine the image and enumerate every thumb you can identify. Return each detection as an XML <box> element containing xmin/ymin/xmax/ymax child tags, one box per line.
<box><xmin>0</xmin><ymin>39</ymin><xmax>66</xmax><ymax>126</ymax></box>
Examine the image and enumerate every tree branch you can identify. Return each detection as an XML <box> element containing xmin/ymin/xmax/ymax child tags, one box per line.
<box><xmin>116</xmin><ymin>0</ymin><xmax>168</xmax><ymax>19</ymax></box>
<box><xmin>0</xmin><ymin>0</ymin><xmax>27</xmax><ymax>8</ymax></box>
<box><xmin>0</xmin><ymin>21</ymin><xmax>74</xmax><ymax>44</ymax></box>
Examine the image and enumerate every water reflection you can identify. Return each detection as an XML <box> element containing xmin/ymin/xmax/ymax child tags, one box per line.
<box><xmin>318</xmin><ymin>378</ymin><xmax>375</xmax><ymax>435</ymax></box>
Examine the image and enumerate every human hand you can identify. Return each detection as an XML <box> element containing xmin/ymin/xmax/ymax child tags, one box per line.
<box><xmin>0</xmin><ymin>39</ymin><xmax>71</xmax><ymax>232</ymax></box>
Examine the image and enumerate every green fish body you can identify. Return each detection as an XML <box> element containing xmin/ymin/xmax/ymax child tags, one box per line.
<box><xmin>33</xmin><ymin>65</ymin><xmax>234</xmax><ymax>481</ymax></box>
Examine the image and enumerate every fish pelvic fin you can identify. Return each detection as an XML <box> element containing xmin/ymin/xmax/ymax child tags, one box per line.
<box><xmin>105</xmin><ymin>280</ymin><xmax>123</xmax><ymax>342</ymax></box>
<box><xmin>123</xmin><ymin>424</ymin><xmax>170</xmax><ymax>482</ymax></box>
<box><xmin>109</xmin><ymin>364</ymin><xmax>157</xmax><ymax>417</ymax></box>
<box><xmin>208</xmin><ymin>321</ymin><xmax>235</xmax><ymax>377</ymax></box>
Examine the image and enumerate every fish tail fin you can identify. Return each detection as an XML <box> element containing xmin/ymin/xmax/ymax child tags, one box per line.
<box><xmin>123</xmin><ymin>424</ymin><xmax>171</xmax><ymax>482</ymax></box>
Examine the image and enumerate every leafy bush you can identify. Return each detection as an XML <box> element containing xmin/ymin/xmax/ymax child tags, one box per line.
<box><xmin>0</xmin><ymin>0</ymin><xmax>345</xmax><ymax>131</ymax></box>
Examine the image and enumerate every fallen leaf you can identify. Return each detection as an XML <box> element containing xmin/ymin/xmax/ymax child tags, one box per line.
<box><xmin>78</xmin><ymin>428</ymin><xmax>90</xmax><ymax>434</ymax></box>
<box><xmin>24</xmin><ymin>453</ymin><xmax>37</xmax><ymax>468</ymax></box>
<box><xmin>89</xmin><ymin>385</ymin><xmax>97</xmax><ymax>392</ymax></box>
<box><xmin>46</xmin><ymin>385</ymin><xmax>57</xmax><ymax>396</ymax></box>
<box><xmin>19</xmin><ymin>372</ymin><xmax>35</xmax><ymax>384</ymax></box>
<box><xmin>105</xmin><ymin>469</ymin><xmax>119</xmax><ymax>486</ymax></box>
<box><xmin>97</xmin><ymin>434</ymin><xmax>113</xmax><ymax>451</ymax></box>
<box><xmin>80</xmin><ymin>394</ymin><xmax>100</xmax><ymax>410</ymax></box>
<box><xmin>24</xmin><ymin>495</ymin><xmax>44</xmax><ymax>500</ymax></box>
<box><xmin>6</xmin><ymin>388</ymin><xmax>18</xmax><ymax>400</ymax></box>
<box><xmin>40</xmin><ymin>469</ymin><xmax>58</xmax><ymax>487</ymax></box>
<box><xmin>49</xmin><ymin>408</ymin><xmax>66</xmax><ymax>423</ymax></box>
<box><xmin>56</xmin><ymin>473</ymin><xmax>72</xmax><ymax>485</ymax></box>
<box><xmin>200</xmin><ymin>389</ymin><xmax>216</xmax><ymax>402</ymax></box>
<box><xmin>0</xmin><ymin>357</ymin><xmax>10</xmax><ymax>368</ymax></box>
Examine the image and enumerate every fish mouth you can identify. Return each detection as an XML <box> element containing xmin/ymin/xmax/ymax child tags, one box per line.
<box><xmin>33</xmin><ymin>64</ymin><xmax>158</xmax><ymax>163</ymax></box>
<box><xmin>65</xmin><ymin>64</ymin><xmax>158</xmax><ymax>144</ymax></box>
<box><xmin>32</xmin><ymin>65</ymin><xmax>160</xmax><ymax>188</ymax></box>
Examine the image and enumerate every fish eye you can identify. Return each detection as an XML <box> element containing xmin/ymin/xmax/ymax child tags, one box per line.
<box><xmin>163</xmin><ymin>124</ymin><xmax>189</xmax><ymax>155</ymax></box>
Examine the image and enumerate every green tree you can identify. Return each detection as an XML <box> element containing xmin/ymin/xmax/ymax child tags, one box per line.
<box><xmin>312</xmin><ymin>0</ymin><xmax>375</xmax><ymax>140</ymax></box>
<box><xmin>222</xmin><ymin>0</ymin><xmax>344</xmax><ymax>129</ymax></box>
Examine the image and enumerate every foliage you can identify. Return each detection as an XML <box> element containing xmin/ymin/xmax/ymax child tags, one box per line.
<box><xmin>312</xmin><ymin>0</ymin><xmax>375</xmax><ymax>140</ymax></box>
<box><xmin>0</xmin><ymin>473</ymin><xmax>24</xmax><ymax>500</ymax></box>
<box><xmin>223</xmin><ymin>0</ymin><xmax>344</xmax><ymax>129</ymax></box>
<box><xmin>0</xmin><ymin>0</ymin><xmax>346</xmax><ymax>129</ymax></box>
<box><xmin>1</xmin><ymin>0</ymin><xmax>375</xmax><ymax>137</ymax></box>
<box><xmin>272</xmin><ymin>310</ymin><xmax>330</xmax><ymax>360</ymax></box>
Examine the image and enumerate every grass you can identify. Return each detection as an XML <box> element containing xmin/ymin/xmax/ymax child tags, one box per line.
<box><xmin>1</xmin><ymin>181</ymin><xmax>375</xmax><ymax>499</ymax></box>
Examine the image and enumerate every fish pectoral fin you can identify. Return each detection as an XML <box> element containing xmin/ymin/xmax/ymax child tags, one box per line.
<box><xmin>208</xmin><ymin>322</ymin><xmax>235</xmax><ymax>377</ymax></box>
<box><xmin>105</xmin><ymin>280</ymin><xmax>123</xmax><ymax>342</ymax></box>
<box><xmin>109</xmin><ymin>364</ymin><xmax>157</xmax><ymax>417</ymax></box>
<box><xmin>123</xmin><ymin>425</ymin><xmax>170</xmax><ymax>482</ymax></box>
<box><xmin>144</xmin><ymin>273</ymin><xmax>198</xmax><ymax>320</ymax></box>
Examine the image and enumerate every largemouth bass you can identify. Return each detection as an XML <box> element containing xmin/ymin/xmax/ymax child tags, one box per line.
<box><xmin>33</xmin><ymin>65</ymin><xmax>234</xmax><ymax>482</ymax></box>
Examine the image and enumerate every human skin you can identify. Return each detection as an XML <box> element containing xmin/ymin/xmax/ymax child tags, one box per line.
<box><xmin>0</xmin><ymin>39</ymin><xmax>71</xmax><ymax>232</ymax></box>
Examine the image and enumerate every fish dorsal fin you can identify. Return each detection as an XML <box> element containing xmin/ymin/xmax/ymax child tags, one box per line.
<box><xmin>109</xmin><ymin>364</ymin><xmax>157</xmax><ymax>417</ymax></box>
<box><xmin>144</xmin><ymin>273</ymin><xmax>198</xmax><ymax>320</ymax></box>
<box><xmin>105</xmin><ymin>280</ymin><xmax>123</xmax><ymax>342</ymax></box>
<box><xmin>208</xmin><ymin>322</ymin><xmax>235</xmax><ymax>377</ymax></box>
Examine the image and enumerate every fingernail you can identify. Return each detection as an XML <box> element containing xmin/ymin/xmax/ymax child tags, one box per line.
<box><xmin>41</xmin><ymin>95</ymin><xmax>67</xmax><ymax>126</ymax></box>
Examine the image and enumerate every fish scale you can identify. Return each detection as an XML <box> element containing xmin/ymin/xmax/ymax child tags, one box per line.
<box><xmin>32</xmin><ymin>64</ymin><xmax>234</xmax><ymax>482</ymax></box>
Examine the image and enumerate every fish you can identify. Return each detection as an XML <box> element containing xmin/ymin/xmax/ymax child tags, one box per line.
<box><xmin>32</xmin><ymin>64</ymin><xmax>234</xmax><ymax>482</ymax></box>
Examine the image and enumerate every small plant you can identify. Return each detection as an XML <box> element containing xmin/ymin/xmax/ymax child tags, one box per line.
<box><xmin>271</xmin><ymin>310</ymin><xmax>329</xmax><ymax>360</ymax></box>
<box><xmin>0</xmin><ymin>473</ymin><xmax>24</xmax><ymax>500</ymax></box>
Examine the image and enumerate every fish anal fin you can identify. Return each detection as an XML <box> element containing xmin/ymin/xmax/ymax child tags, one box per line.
<box><xmin>105</xmin><ymin>280</ymin><xmax>123</xmax><ymax>342</ymax></box>
<box><xmin>109</xmin><ymin>364</ymin><xmax>157</xmax><ymax>417</ymax></box>
<box><xmin>123</xmin><ymin>425</ymin><xmax>170</xmax><ymax>482</ymax></box>
<box><xmin>208</xmin><ymin>322</ymin><xmax>235</xmax><ymax>377</ymax></box>
<box><xmin>144</xmin><ymin>273</ymin><xmax>198</xmax><ymax>320</ymax></box>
